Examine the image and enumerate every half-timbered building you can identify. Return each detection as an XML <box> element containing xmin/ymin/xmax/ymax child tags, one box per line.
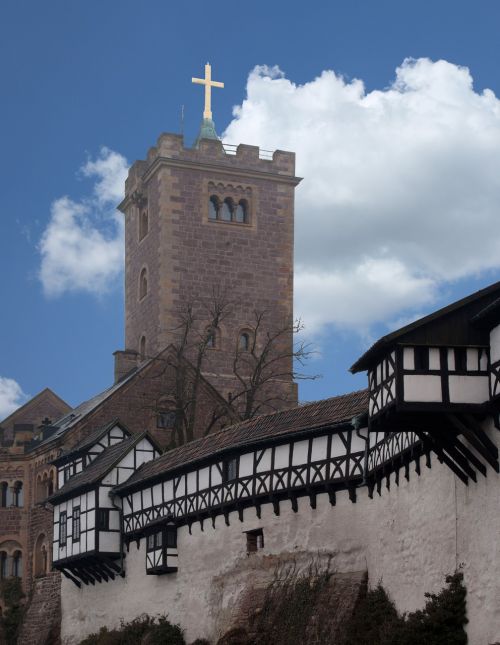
<box><xmin>49</xmin><ymin>427</ymin><xmax>160</xmax><ymax>587</ymax></box>
<box><xmin>53</xmin><ymin>281</ymin><xmax>500</xmax><ymax>645</ymax></box>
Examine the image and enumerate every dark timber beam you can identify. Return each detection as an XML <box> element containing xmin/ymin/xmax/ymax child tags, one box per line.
<box><xmin>60</xmin><ymin>567</ymin><xmax>81</xmax><ymax>588</ymax></box>
<box><xmin>447</xmin><ymin>415</ymin><xmax>499</xmax><ymax>472</ymax></box>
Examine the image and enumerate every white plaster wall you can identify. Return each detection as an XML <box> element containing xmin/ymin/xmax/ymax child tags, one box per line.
<box><xmin>404</xmin><ymin>374</ymin><xmax>442</xmax><ymax>402</ymax></box>
<box><xmin>490</xmin><ymin>324</ymin><xmax>500</xmax><ymax>363</ymax></box>
<box><xmin>61</xmin><ymin>430</ymin><xmax>500</xmax><ymax>645</ymax></box>
<box><xmin>449</xmin><ymin>375</ymin><xmax>489</xmax><ymax>404</ymax></box>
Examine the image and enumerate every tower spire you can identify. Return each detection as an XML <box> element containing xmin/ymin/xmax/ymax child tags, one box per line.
<box><xmin>192</xmin><ymin>62</ymin><xmax>224</xmax><ymax>144</ymax></box>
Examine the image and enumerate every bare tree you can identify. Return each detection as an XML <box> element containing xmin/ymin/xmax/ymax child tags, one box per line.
<box><xmin>230</xmin><ymin>311</ymin><xmax>318</xmax><ymax>420</ymax></box>
<box><xmin>142</xmin><ymin>292</ymin><xmax>318</xmax><ymax>447</ymax></box>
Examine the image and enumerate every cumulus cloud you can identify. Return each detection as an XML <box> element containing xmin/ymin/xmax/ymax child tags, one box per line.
<box><xmin>39</xmin><ymin>147</ymin><xmax>128</xmax><ymax>297</ymax></box>
<box><xmin>223</xmin><ymin>59</ymin><xmax>500</xmax><ymax>332</ymax></box>
<box><xmin>0</xmin><ymin>377</ymin><xmax>28</xmax><ymax>420</ymax></box>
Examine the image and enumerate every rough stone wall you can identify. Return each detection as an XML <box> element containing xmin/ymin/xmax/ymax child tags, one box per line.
<box><xmin>0</xmin><ymin>389</ymin><xmax>70</xmax><ymax>443</ymax></box>
<box><xmin>60</xmin><ymin>424</ymin><xmax>500</xmax><ymax>645</ymax></box>
<box><xmin>18</xmin><ymin>572</ymin><xmax>61</xmax><ymax>645</ymax></box>
<box><xmin>122</xmin><ymin>134</ymin><xmax>297</xmax><ymax>408</ymax></box>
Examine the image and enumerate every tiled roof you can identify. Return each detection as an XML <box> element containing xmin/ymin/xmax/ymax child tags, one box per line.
<box><xmin>116</xmin><ymin>389</ymin><xmax>368</xmax><ymax>493</ymax></box>
<box><xmin>350</xmin><ymin>280</ymin><xmax>500</xmax><ymax>373</ymax></box>
<box><xmin>48</xmin><ymin>434</ymin><xmax>141</xmax><ymax>503</ymax></box>
<box><xmin>31</xmin><ymin>366</ymin><xmax>146</xmax><ymax>450</ymax></box>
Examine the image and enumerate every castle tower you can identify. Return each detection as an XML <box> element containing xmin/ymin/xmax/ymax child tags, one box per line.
<box><xmin>117</xmin><ymin>65</ymin><xmax>301</xmax><ymax>409</ymax></box>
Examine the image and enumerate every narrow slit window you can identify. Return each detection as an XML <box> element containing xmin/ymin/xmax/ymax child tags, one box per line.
<box><xmin>97</xmin><ymin>508</ymin><xmax>110</xmax><ymax>531</ymax></box>
<box><xmin>139</xmin><ymin>210</ymin><xmax>149</xmax><ymax>240</ymax></box>
<box><xmin>139</xmin><ymin>268</ymin><xmax>148</xmax><ymax>300</ymax></box>
<box><xmin>60</xmin><ymin>512</ymin><xmax>67</xmax><ymax>546</ymax></box>
<box><xmin>223</xmin><ymin>457</ymin><xmax>238</xmax><ymax>482</ymax></box>
<box><xmin>239</xmin><ymin>332</ymin><xmax>250</xmax><ymax>352</ymax></box>
<box><xmin>414</xmin><ymin>347</ymin><xmax>429</xmax><ymax>371</ymax></box>
<box><xmin>455</xmin><ymin>348</ymin><xmax>467</xmax><ymax>372</ymax></box>
<box><xmin>72</xmin><ymin>507</ymin><xmax>81</xmax><ymax>542</ymax></box>
<box><xmin>246</xmin><ymin>528</ymin><xmax>264</xmax><ymax>553</ymax></box>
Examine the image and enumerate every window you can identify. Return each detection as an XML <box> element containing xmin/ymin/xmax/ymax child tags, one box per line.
<box><xmin>139</xmin><ymin>268</ymin><xmax>148</xmax><ymax>300</ymax></box>
<box><xmin>0</xmin><ymin>482</ymin><xmax>8</xmax><ymax>507</ymax></box>
<box><xmin>414</xmin><ymin>347</ymin><xmax>429</xmax><ymax>371</ymax></box>
<box><xmin>221</xmin><ymin>198</ymin><xmax>233</xmax><ymax>221</ymax></box>
<box><xmin>12</xmin><ymin>551</ymin><xmax>22</xmax><ymax>578</ymax></box>
<box><xmin>0</xmin><ymin>552</ymin><xmax>7</xmax><ymax>579</ymax></box>
<box><xmin>239</xmin><ymin>332</ymin><xmax>250</xmax><ymax>352</ymax></box>
<box><xmin>12</xmin><ymin>481</ymin><xmax>23</xmax><ymax>507</ymax></box>
<box><xmin>147</xmin><ymin>531</ymin><xmax>163</xmax><ymax>552</ymax></box>
<box><xmin>97</xmin><ymin>509</ymin><xmax>110</xmax><ymax>531</ymax></box>
<box><xmin>63</xmin><ymin>465</ymin><xmax>73</xmax><ymax>483</ymax></box>
<box><xmin>157</xmin><ymin>411</ymin><xmax>176</xmax><ymax>429</ymax></box>
<box><xmin>208</xmin><ymin>194</ymin><xmax>250</xmax><ymax>225</ymax></box>
<box><xmin>60</xmin><ymin>511</ymin><xmax>67</xmax><ymax>546</ymax></box>
<box><xmin>455</xmin><ymin>348</ymin><xmax>467</xmax><ymax>372</ymax></box>
<box><xmin>246</xmin><ymin>528</ymin><xmax>264</xmax><ymax>554</ymax></box>
<box><xmin>223</xmin><ymin>457</ymin><xmax>238</xmax><ymax>482</ymax></box>
<box><xmin>235</xmin><ymin>200</ymin><xmax>248</xmax><ymax>223</ymax></box>
<box><xmin>72</xmin><ymin>507</ymin><xmax>81</xmax><ymax>542</ymax></box>
<box><xmin>209</xmin><ymin>195</ymin><xmax>219</xmax><ymax>220</ymax></box>
<box><xmin>139</xmin><ymin>210</ymin><xmax>149</xmax><ymax>240</ymax></box>
<box><xmin>140</xmin><ymin>335</ymin><xmax>147</xmax><ymax>360</ymax></box>
<box><xmin>206</xmin><ymin>328</ymin><xmax>217</xmax><ymax>349</ymax></box>
<box><xmin>145</xmin><ymin>525</ymin><xmax>178</xmax><ymax>575</ymax></box>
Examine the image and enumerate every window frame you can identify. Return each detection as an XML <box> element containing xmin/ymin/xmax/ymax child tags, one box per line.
<box><xmin>60</xmin><ymin>511</ymin><xmax>67</xmax><ymax>546</ymax></box>
<box><xmin>97</xmin><ymin>508</ymin><xmax>110</xmax><ymax>531</ymax></box>
<box><xmin>72</xmin><ymin>506</ymin><xmax>81</xmax><ymax>543</ymax></box>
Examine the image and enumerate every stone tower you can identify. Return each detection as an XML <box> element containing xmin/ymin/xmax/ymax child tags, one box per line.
<box><xmin>116</xmin><ymin>80</ymin><xmax>301</xmax><ymax>409</ymax></box>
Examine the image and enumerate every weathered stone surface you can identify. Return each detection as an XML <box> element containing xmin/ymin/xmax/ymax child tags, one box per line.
<box><xmin>18</xmin><ymin>572</ymin><xmax>61</xmax><ymax>645</ymax></box>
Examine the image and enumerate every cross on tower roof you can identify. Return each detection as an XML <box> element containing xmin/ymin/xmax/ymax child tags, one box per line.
<box><xmin>192</xmin><ymin>62</ymin><xmax>224</xmax><ymax>121</ymax></box>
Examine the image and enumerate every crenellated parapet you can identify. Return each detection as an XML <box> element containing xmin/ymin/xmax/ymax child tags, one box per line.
<box><xmin>119</xmin><ymin>133</ymin><xmax>298</xmax><ymax>214</ymax></box>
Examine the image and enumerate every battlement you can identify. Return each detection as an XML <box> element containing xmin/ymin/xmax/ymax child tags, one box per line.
<box><xmin>122</xmin><ymin>132</ymin><xmax>297</xmax><ymax>204</ymax></box>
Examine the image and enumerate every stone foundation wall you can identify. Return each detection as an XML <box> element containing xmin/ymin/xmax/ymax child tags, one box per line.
<box><xmin>18</xmin><ymin>572</ymin><xmax>61</xmax><ymax>645</ymax></box>
<box><xmin>60</xmin><ymin>422</ymin><xmax>500</xmax><ymax>645</ymax></box>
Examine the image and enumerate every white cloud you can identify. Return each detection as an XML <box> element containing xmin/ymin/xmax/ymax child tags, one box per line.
<box><xmin>39</xmin><ymin>147</ymin><xmax>128</xmax><ymax>297</ymax></box>
<box><xmin>0</xmin><ymin>377</ymin><xmax>28</xmax><ymax>420</ymax></box>
<box><xmin>223</xmin><ymin>59</ymin><xmax>500</xmax><ymax>331</ymax></box>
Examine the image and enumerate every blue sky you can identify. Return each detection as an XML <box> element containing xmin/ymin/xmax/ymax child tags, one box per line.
<box><xmin>2</xmin><ymin>0</ymin><xmax>500</xmax><ymax>417</ymax></box>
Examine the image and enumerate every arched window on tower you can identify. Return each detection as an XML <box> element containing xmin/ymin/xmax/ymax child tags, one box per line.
<box><xmin>0</xmin><ymin>552</ymin><xmax>7</xmax><ymax>580</ymax></box>
<box><xmin>12</xmin><ymin>482</ymin><xmax>23</xmax><ymax>508</ymax></box>
<box><xmin>140</xmin><ymin>336</ymin><xmax>147</xmax><ymax>360</ymax></box>
<box><xmin>34</xmin><ymin>534</ymin><xmax>48</xmax><ymax>578</ymax></box>
<box><xmin>239</xmin><ymin>332</ymin><xmax>250</xmax><ymax>352</ymax></box>
<box><xmin>221</xmin><ymin>198</ymin><xmax>233</xmax><ymax>222</ymax></box>
<box><xmin>139</xmin><ymin>268</ymin><xmax>148</xmax><ymax>300</ymax></box>
<box><xmin>235</xmin><ymin>200</ymin><xmax>248</xmax><ymax>223</ymax></box>
<box><xmin>12</xmin><ymin>551</ymin><xmax>22</xmax><ymax>578</ymax></box>
<box><xmin>0</xmin><ymin>482</ymin><xmax>8</xmax><ymax>507</ymax></box>
<box><xmin>206</xmin><ymin>327</ymin><xmax>217</xmax><ymax>349</ymax></box>
<box><xmin>208</xmin><ymin>195</ymin><xmax>219</xmax><ymax>220</ymax></box>
<box><xmin>139</xmin><ymin>210</ymin><xmax>149</xmax><ymax>240</ymax></box>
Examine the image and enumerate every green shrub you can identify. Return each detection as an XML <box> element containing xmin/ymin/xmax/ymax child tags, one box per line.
<box><xmin>79</xmin><ymin>614</ymin><xmax>185</xmax><ymax>645</ymax></box>
<box><xmin>343</xmin><ymin>572</ymin><xmax>468</xmax><ymax>645</ymax></box>
<box><xmin>0</xmin><ymin>578</ymin><xmax>26</xmax><ymax>645</ymax></box>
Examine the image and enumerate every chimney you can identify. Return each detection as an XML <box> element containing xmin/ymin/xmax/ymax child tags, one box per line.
<box><xmin>113</xmin><ymin>349</ymin><xmax>139</xmax><ymax>384</ymax></box>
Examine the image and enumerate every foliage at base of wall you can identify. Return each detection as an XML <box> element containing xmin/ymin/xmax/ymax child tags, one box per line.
<box><xmin>78</xmin><ymin>615</ymin><xmax>185</xmax><ymax>645</ymax></box>
<box><xmin>343</xmin><ymin>572</ymin><xmax>468</xmax><ymax>645</ymax></box>
<box><xmin>0</xmin><ymin>578</ymin><xmax>25</xmax><ymax>645</ymax></box>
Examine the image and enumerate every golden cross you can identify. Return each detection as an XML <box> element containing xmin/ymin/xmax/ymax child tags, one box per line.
<box><xmin>192</xmin><ymin>62</ymin><xmax>224</xmax><ymax>121</ymax></box>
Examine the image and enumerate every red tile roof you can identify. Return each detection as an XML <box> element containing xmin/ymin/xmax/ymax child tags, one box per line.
<box><xmin>116</xmin><ymin>390</ymin><xmax>368</xmax><ymax>492</ymax></box>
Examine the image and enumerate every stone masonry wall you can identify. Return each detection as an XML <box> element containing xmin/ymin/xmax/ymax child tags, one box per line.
<box><xmin>60</xmin><ymin>423</ymin><xmax>500</xmax><ymax>645</ymax></box>
<box><xmin>122</xmin><ymin>134</ymin><xmax>298</xmax><ymax>409</ymax></box>
<box><xmin>18</xmin><ymin>572</ymin><xmax>61</xmax><ymax>645</ymax></box>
